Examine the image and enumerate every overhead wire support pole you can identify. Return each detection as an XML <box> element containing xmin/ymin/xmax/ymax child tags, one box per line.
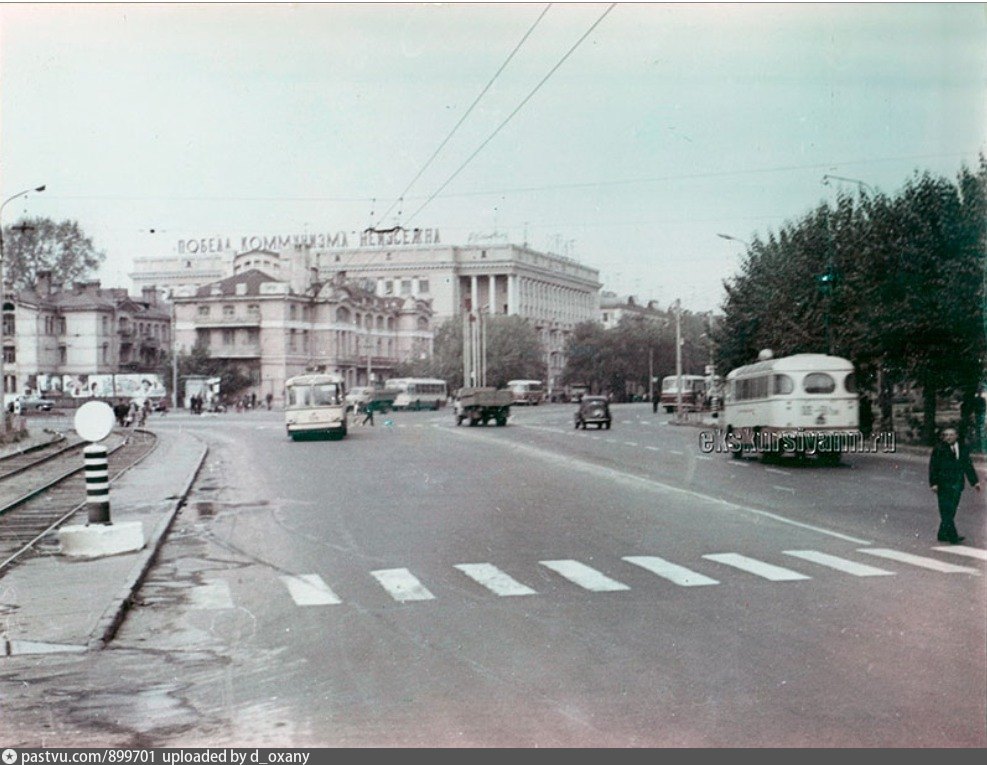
<box><xmin>405</xmin><ymin>3</ymin><xmax>617</xmax><ymax>227</ymax></box>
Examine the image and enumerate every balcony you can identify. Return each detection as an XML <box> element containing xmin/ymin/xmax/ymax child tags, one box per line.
<box><xmin>210</xmin><ymin>343</ymin><xmax>261</xmax><ymax>359</ymax></box>
<box><xmin>193</xmin><ymin>314</ymin><xmax>262</xmax><ymax>327</ymax></box>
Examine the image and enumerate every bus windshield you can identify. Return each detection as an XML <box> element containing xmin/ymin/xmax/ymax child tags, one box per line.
<box><xmin>288</xmin><ymin>383</ymin><xmax>342</xmax><ymax>407</ymax></box>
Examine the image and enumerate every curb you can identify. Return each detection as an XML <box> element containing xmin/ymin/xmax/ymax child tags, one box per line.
<box><xmin>87</xmin><ymin>434</ymin><xmax>209</xmax><ymax>651</ymax></box>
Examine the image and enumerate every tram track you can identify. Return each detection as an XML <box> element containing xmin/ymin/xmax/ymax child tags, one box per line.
<box><xmin>0</xmin><ymin>432</ymin><xmax>83</xmax><ymax>482</ymax></box>
<box><xmin>0</xmin><ymin>429</ymin><xmax>158</xmax><ymax>575</ymax></box>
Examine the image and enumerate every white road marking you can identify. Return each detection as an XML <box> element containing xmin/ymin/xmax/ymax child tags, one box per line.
<box><xmin>670</xmin><ymin>450</ymin><xmax>684</xmax><ymax>456</ymax></box>
<box><xmin>624</xmin><ymin>441</ymin><xmax>639</xmax><ymax>447</ymax></box>
<box><xmin>454</xmin><ymin>563</ymin><xmax>537</xmax><ymax>596</ymax></box>
<box><xmin>371</xmin><ymin>568</ymin><xmax>436</xmax><ymax>602</ymax></box>
<box><xmin>448</xmin><ymin>426</ymin><xmax>871</xmax><ymax>544</ymax></box>
<box><xmin>857</xmin><ymin>549</ymin><xmax>981</xmax><ymax>574</ymax></box>
<box><xmin>765</xmin><ymin>467</ymin><xmax>791</xmax><ymax>476</ymax></box>
<box><xmin>696</xmin><ymin>455</ymin><xmax>712</xmax><ymax>461</ymax></box>
<box><xmin>281</xmin><ymin>574</ymin><xmax>342</xmax><ymax>606</ymax></box>
<box><xmin>932</xmin><ymin>546</ymin><xmax>987</xmax><ymax>561</ymax></box>
<box><xmin>702</xmin><ymin>553</ymin><xmax>810</xmax><ymax>581</ymax></box>
<box><xmin>623</xmin><ymin>555</ymin><xmax>719</xmax><ymax>586</ymax></box>
<box><xmin>783</xmin><ymin>550</ymin><xmax>894</xmax><ymax>577</ymax></box>
<box><xmin>645</xmin><ymin>446</ymin><xmax>660</xmax><ymax>452</ymax></box>
<box><xmin>539</xmin><ymin>560</ymin><xmax>630</xmax><ymax>592</ymax></box>
<box><xmin>772</xmin><ymin>485</ymin><xmax>796</xmax><ymax>494</ymax></box>
<box><xmin>190</xmin><ymin>581</ymin><xmax>235</xmax><ymax>610</ymax></box>
<box><xmin>730</xmin><ymin>460</ymin><xmax>752</xmax><ymax>468</ymax></box>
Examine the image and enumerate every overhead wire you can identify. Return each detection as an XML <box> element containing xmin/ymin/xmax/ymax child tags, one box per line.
<box><xmin>373</xmin><ymin>3</ymin><xmax>553</xmax><ymax>230</ymax></box>
<box><xmin>404</xmin><ymin>2</ymin><xmax>617</xmax><ymax>227</ymax></box>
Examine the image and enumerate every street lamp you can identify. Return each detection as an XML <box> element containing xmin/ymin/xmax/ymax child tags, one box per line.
<box><xmin>821</xmin><ymin>174</ymin><xmax>875</xmax><ymax>196</ymax></box>
<box><xmin>716</xmin><ymin>233</ymin><xmax>751</xmax><ymax>248</ymax></box>
<box><xmin>0</xmin><ymin>184</ymin><xmax>46</xmax><ymax>430</ymax></box>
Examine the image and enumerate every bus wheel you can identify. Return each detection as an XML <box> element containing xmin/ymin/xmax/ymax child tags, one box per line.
<box><xmin>496</xmin><ymin>417</ymin><xmax>506</xmax><ymax>426</ymax></box>
<box><xmin>604</xmin><ymin>421</ymin><xmax>611</xmax><ymax>430</ymax></box>
<box><xmin>456</xmin><ymin>415</ymin><xmax>464</xmax><ymax>426</ymax></box>
<box><xmin>818</xmin><ymin>451</ymin><xmax>841</xmax><ymax>466</ymax></box>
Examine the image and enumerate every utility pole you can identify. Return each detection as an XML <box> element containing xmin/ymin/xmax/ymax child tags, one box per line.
<box><xmin>674</xmin><ymin>299</ymin><xmax>683</xmax><ymax>423</ymax></box>
<box><xmin>648</xmin><ymin>346</ymin><xmax>654</xmax><ymax>406</ymax></box>
<box><xmin>168</xmin><ymin>289</ymin><xmax>178</xmax><ymax>410</ymax></box>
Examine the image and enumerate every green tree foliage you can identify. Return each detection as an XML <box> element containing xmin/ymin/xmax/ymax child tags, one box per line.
<box><xmin>716</xmin><ymin>159</ymin><xmax>987</xmax><ymax>443</ymax></box>
<box><xmin>562</xmin><ymin>311</ymin><xmax>710</xmax><ymax>400</ymax></box>
<box><xmin>1</xmin><ymin>217</ymin><xmax>105</xmax><ymax>291</ymax></box>
<box><xmin>392</xmin><ymin>315</ymin><xmax>546</xmax><ymax>389</ymax></box>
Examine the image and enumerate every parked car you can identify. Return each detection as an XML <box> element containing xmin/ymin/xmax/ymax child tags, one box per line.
<box><xmin>20</xmin><ymin>395</ymin><xmax>54</xmax><ymax>412</ymax></box>
<box><xmin>575</xmin><ymin>395</ymin><xmax>611</xmax><ymax>430</ymax></box>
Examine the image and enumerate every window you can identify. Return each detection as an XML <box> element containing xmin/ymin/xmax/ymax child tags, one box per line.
<box><xmin>58</xmin><ymin>318</ymin><xmax>66</xmax><ymax>335</ymax></box>
<box><xmin>1</xmin><ymin>315</ymin><xmax>12</xmax><ymax>335</ymax></box>
<box><xmin>222</xmin><ymin>329</ymin><xmax>234</xmax><ymax>346</ymax></box>
<box><xmin>844</xmin><ymin>373</ymin><xmax>857</xmax><ymax>393</ymax></box>
<box><xmin>804</xmin><ymin>373</ymin><xmax>836</xmax><ymax>394</ymax></box>
<box><xmin>247</xmin><ymin>303</ymin><xmax>260</xmax><ymax>316</ymax></box>
<box><xmin>401</xmin><ymin>280</ymin><xmax>412</xmax><ymax>296</ymax></box>
<box><xmin>3</xmin><ymin>347</ymin><xmax>14</xmax><ymax>363</ymax></box>
<box><xmin>102</xmin><ymin>316</ymin><xmax>109</xmax><ymax>333</ymax></box>
<box><xmin>773</xmin><ymin>374</ymin><xmax>794</xmax><ymax>395</ymax></box>
<box><xmin>59</xmin><ymin>346</ymin><xmax>67</xmax><ymax>364</ymax></box>
<box><xmin>223</xmin><ymin>304</ymin><xmax>235</xmax><ymax>317</ymax></box>
<box><xmin>384</xmin><ymin>281</ymin><xmax>394</xmax><ymax>295</ymax></box>
<box><xmin>247</xmin><ymin>328</ymin><xmax>259</xmax><ymax>345</ymax></box>
<box><xmin>289</xmin><ymin>329</ymin><xmax>297</xmax><ymax>352</ymax></box>
<box><xmin>290</xmin><ymin>305</ymin><xmax>297</xmax><ymax>320</ymax></box>
<box><xmin>198</xmin><ymin>305</ymin><xmax>210</xmax><ymax>317</ymax></box>
<box><xmin>418</xmin><ymin>279</ymin><xmax>429</xmax><ymax>294</ymax></box>
<box><xmin>102</xmin><ymin>343</ymin><xmax>109</xmax><ymax>363</ymax></box>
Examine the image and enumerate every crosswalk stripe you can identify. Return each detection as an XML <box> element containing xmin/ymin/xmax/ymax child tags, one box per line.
<box><xmin>857</xmin><ymin>548</ymin><xmax>981</xmax><ymax>574</ymax></box>
<box><xmin>370</xmin><ymin>568</ymin><xmax>436</xmax><ymax>602</ymax></box>
<box><xmin>932</xmin><ymin>546</ymin><xmax>987</xmax><ymax>561</ymax></box>
<box><xmin>783</xmin><ymin>550</ymin><xmax>894</xmax><ymax>577</ymax></box>
<box><xmin>702</xmin><ymin>553</ymin><xmax>810</xmax><ymax>581</ymax></box>
<box><xmin>454</xmin><ymin>563</ymin><xmax>537</xmax><ymax>596</ymax></box>
<box><xmin>190</xmin><ymin>581</ymin><xmax>234</xmax><ymax>610</ymax></box>
<box><xmin>623</xmin><ymin>556</ymin><xmax>719</xmax><ymax>586</ymax></box>
<box><xmin>281</xmin><ymin>574</ymin><xmax>342</xmax><ymax>606</ymax></box>
<box><xmin>539</xmin><ymin>560</ymin><xmax>630</xmax><ymax>592</ymax></box>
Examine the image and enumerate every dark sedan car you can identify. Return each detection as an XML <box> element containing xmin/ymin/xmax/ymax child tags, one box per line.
<box><xmin>575</xmin><ymin>396</ymin><xmax>611</xmax><ymax>430</ymax></box>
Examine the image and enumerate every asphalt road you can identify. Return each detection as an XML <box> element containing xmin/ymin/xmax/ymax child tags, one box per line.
<box><xmin>2</xmin><ymin>403</ymin><xmax>984</xmax><ymax>746</ymax></box>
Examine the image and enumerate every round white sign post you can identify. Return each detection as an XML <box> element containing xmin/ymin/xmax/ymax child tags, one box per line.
<box><xmin>74</xmin><ymin>401</ymin><xmax>115</xmax><ymax>524</ymax></box>
<box><xmin>74</xmin><ymin>401</ymin><xmax>115</xmax><ymax>443</ymax></box>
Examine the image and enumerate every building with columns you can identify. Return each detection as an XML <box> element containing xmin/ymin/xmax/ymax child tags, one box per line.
<box><xmin>133</xmin><ymin>237</ymin><xmax>602</xmax><ymax>393</ymax></box>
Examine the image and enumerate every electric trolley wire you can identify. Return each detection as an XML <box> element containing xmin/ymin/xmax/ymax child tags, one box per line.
<box><xmin>404</xmin><ymin>2</ymin><xmax>617</xmax><ymax>227</ymax></box>
<box><xmin>373</xmin><ymin>4</ymin><xmax>553</xmax><ymax>230</ymax></box>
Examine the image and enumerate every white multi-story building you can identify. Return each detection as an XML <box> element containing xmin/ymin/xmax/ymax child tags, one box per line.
<box><xmin>599</xmin><ymin>292</ymin><xmax>667</xmax><ymax>329</ymax></box>
<box><xmin>132</xmin><ymin>235</ymin><xmax>602</xmax><ymax>392</ymax></box>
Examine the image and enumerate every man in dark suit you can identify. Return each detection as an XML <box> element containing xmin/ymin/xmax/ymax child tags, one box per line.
<box><xmin>929</xmin><ymin>427</ymin><xmax>981</xmax><ymax>544</ymax></box>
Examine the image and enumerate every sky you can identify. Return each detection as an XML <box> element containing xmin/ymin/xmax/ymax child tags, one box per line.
<box><xmin>1</xmin><ymin>1</ymin><xmax>984</xmax><ymax>312</ymax></box>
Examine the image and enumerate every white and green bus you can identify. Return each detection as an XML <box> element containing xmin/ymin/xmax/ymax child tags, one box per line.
<box><xmin>385</xmin><ymin>378</ymin><xmax>448</xmax><ymax>411</ymax></box>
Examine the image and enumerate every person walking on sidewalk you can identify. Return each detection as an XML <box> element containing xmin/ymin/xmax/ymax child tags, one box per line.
<box><xmin>928</xmin><ymin>427</ymin><xmax>981</xmax><ymax>544</ymax></box>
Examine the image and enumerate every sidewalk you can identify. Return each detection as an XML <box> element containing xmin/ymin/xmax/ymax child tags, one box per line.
<box><xmin>0</xmin><ymin>427</ymin><xmax>208</xmax><ymax>656</ymax></box>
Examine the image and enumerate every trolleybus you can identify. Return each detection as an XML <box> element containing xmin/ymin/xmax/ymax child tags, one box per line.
<box><xmin>284</xmin><ymin>373</ymin><xmax>348</xmax><ymax>440</ymax></box>
<box><xmin>385</xmin><ymin>378</ymin><xmax>448</xmax><ymax>410</ymax></box>
<box><xmin>722</xmin><ymin>352</ymin><xmax>859</xmax><ymax>463</ymax></box>
<box><xmin>507</xmin><ymin>379</ymin><xmax>545</xmax><ymax>405</ymax></box>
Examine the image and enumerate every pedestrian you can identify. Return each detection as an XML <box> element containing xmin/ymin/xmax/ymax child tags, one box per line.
<box><xmin>975</xmin><ymin>388</ymin><xmax>986</xmax><ymax>452</ymax></box>
<box><xmin>251</xmin><ymin>392</ymin><xmax>257</xmax><ymax>410</ymax></box>
<box><xmin>928</xmin><ymin>427</ymin><xmax>981</xmax><ymax>544</ymax></box>
<box><xmin>266</xmin><ymin>392</ymin><xmax>273</xmax><ymax>410</ymax></box>
<box><xmin>859</xmin><ymin>395</ymin><xmax>874</xmax><ymax>439</ymax></box>
<box><xmin>361</xmin><ymin>402</ymin><xmax>375</xmax><ymax>427</ymax></box>
<box><xmin>113</xmin><ymin>399</ymin><xmax>129</xmax><ymax>427</ymax></box>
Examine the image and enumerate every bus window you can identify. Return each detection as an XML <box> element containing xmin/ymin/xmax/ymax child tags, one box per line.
<box><xmin>288</xmin><ymin>386</ymin><xmax>311</xmax><ymax>407</ymax></box>
<box><xmin>312</xmin><ymin>383</ymin><xmax>340</xmax><ymax>406</ymax></box>
<box><xmin>844</xmin><ymin>373</ymin><xmax>857</xmax><ymax>393</ymax></box>
<box><xmin>773</xmin><ymin>374</ymin><xmax>794</xmax><ymax>395</ymax></box>
<box><xmin>804</xmin><ymin>373</ymin><xmax>836</xmax><ymax>394</ymax></box>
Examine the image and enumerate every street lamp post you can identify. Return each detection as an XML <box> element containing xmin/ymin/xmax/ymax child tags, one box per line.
<box><xmin>0</xmin><ymin>184</ymin><xmax>46</xmax><ymax>432</ymax></box>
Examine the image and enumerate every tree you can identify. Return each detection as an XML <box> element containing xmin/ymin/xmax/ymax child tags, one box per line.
<box><xmin>175</xmin><ymin>340</ymin><xmax>255</xmax><ymax>401</ymax></box>
<box><xmin>392</xmin><ymin>314</ymin><xmax>546</xmax><ymax>390</ymax></box>
<box><xmin>1</xmin><ymin>216</ymin><xmax>105</xmax><ymax>291</ymax></box>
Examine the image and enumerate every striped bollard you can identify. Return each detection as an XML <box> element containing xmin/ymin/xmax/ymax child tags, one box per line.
<box><xmin>84</xmin><ymin>443</ymin><xmax>111</xmax><ymax>525</ymax></box>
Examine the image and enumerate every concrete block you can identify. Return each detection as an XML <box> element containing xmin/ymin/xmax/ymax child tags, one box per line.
<box><xmin>58</xmin><ymin>522</ymin><xmax>145</xmax><ymax>558</ymax></box>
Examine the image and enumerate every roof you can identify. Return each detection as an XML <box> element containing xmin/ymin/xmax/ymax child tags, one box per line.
<box><xmin>193</xmin><ymin>269</ymin><xmax>284</xmax><ymax>298</ymax></box>
<box><xmin>286</xmin><ymin>373</ymin><xmax>344</xmax><ymax>386</ymax></box>
<box><xmin>726</xmin><ymin>353</ymin><xmax>854</xmax><ymax>379</ymax></box>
